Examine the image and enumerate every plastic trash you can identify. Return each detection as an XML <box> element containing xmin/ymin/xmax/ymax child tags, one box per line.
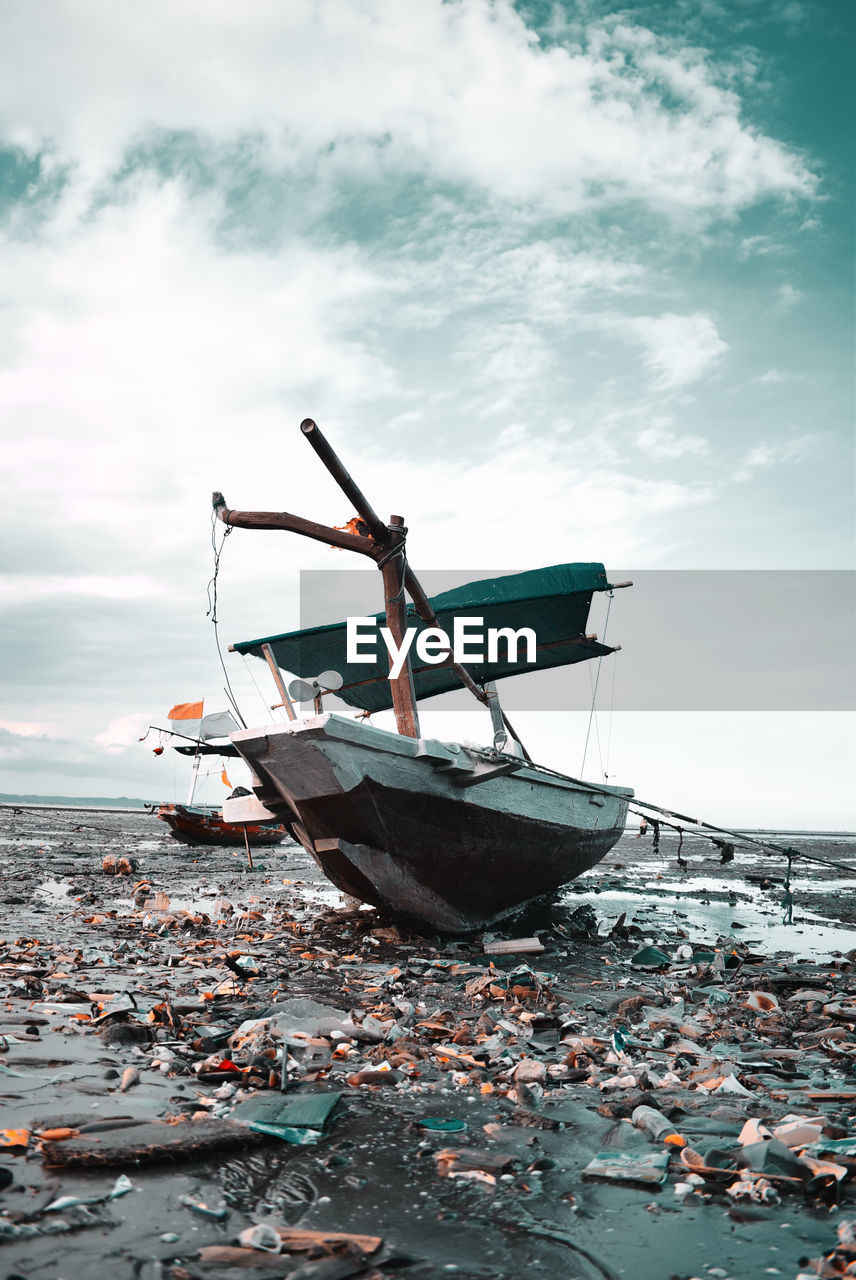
<box><xmin>801</xmin><ymin>1137</ymin><xmax>856</xmax><ymax>1159</ymax></box>
<box><xmin>483</xmin><ymin>937</ymin><xmax>544</xmax><ymax>955</ymax></box>
<box><xmin>43</xmin><ymin>1176</ymin><xmax>132</xmax><ymax>1214</ymax></box>
<box><xmin>239</xmin><ymin>1223</ymin><xmax>282</xmax><ymax>1252</ymax></box>
<box><xmin>582</xmin><ymin>1151</ymin><xmax>670</xmax><ymax>1186</ymax></box>
<box><xmin>738</xmin><ymin>1118</ymin><xmax>772</xmax><ymax>1145</ymax></box>
<box><xmin>179</xmin><ymin>1195</ymin><xmax>228</xmax><ymax>1220</ymax></box>
<box><xmin>713</xmin><ymin>1074</ymin><xmax>753</xmax><ymax>1097</ymax></box>
<box><xmin>231</xmin><ymin>1091</ymin><xmax>340</xmax><ymax>1143</ymax></box>
<box><xmin>745</xmin><ymin>991</ymin><xmax>780</xmax><ymax>1013</ymax></box>
<box><xmin>700</xmin><ymin>986</ymin><xmax>732</xmax><ymax>1005</ymax></box>
<box><xmin>629</xmin><ymin>946</ymin><xmax>672</xmax><ymax>969</ymax></box>
<box><xmin>739</xmin><ymin>1138</ymin><xmax>810</xmax><ymax>1179</ymax></box>
<box><xmin>416</xmin><ymin>1118</ymin><xmax>467</xmax><ymax>1133</ymax></box>
<box><xmin>773</xmin><ymin>1118</ymin><xmax>823</xmax><ymax>1147</ymax></box>
<box><xmin>631</xmin><ymin>1105</ymin><xmax>686</xmax><ymax>1147</ymax></box>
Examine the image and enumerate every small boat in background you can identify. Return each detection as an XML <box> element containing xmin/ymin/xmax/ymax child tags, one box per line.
<box><xmin>155</xmin><ymin>800</ymin><xmax>286</xmax><ymax>847</ymax></box>
<box><xmin>147</xmin><ymin>704</ymin><xmax>287</xmax><ymax>848</ymax></box>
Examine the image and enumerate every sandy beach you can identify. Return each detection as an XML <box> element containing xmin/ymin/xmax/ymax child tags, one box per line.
<box><xmin>1</xmin><ymin>804</ymin><xmax>855</xmax><ymax>1280</ymax></box>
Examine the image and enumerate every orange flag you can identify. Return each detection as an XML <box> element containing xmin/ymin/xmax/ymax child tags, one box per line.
<box><xmin>167</xmin><ymin>701</ymin><xmax>204</xmax><ymax>720</ymax></box>
<box><xmin>221</xmin><ymin>769</ymin><xmax>232</xmax><ymax>789</ymax></box>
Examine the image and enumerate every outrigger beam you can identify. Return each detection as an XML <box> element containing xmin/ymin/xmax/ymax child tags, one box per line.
<box><xmin>211</xmin><ymin>495</ymin><xmax>376</xmax><ymax>558</ymax></box>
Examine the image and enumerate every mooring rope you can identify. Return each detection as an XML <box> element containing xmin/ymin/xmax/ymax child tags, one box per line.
<box><xmin>627</xmin><ymin>798</ymin><xmax>854</xmax><ymax>875</ymax></box>
<box><xmin>511</xmin><ymin>751</ymin><xmax>855</xmax><ymax>880</ymax></box>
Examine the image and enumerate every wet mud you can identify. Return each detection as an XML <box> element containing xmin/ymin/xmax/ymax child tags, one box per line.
<box><xmin>0</xmin><ymin>805</ymin><xmax>854</xmax><ymax>1280</ymax></box>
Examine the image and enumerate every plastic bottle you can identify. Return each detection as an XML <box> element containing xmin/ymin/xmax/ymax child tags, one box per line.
<box><xmin>631</xmin><ymin>1104</ymin><xmax>686</xmax><ymax>1147</ymax></box>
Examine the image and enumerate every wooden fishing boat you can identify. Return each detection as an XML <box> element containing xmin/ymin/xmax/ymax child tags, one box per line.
<box><xmin>155</xmin><ymin>801</ymin><xmax>286</xmax><ymax>847</ymax></box>
<box><xmin>213</xmin><ymin>419</ymin><xmax>633</xmax><ymax>932</ymax></box>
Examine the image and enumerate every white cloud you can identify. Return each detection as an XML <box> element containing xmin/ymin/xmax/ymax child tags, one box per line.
<box><xmin>0</xmin><ymin>2</ymin><xmax>816</xmax><ymax>221</ymax></box>
<box><xmin>0</xmin><ymin>177</ymin><xmax>397</xmax><ymax>551</ymax></box>
<box><xmin>756</xmin><ymin>368</ymin><xmax>802</xmax><ymax>385</ymax></box>
<box><xmin>776</xmin><ymin>283</ymin><xmax>802</xmax><ymax>312</ymax></box>
<box><xmin>0</xmin><ymin>574</ymin><xmax>168</xmax><ymax>605</ymax></box>
<box><xmin>610</xmin><ymin>311</ymin><xmax>728</xmax><ymax>389</ymax></box>
<box><xmin>635</xmin><ymin>422</ymin><xmax>709</xmax><ymax>458</ymax></box>
<box><xmin>0</xmin><ymin>719</ymin><xmax>48</xmax><ymax>737</ymax></box>
<box><xmin>94</xmin><ymin>712</ymin><xmax>154</xmax><ymax>751</ymax></box>
<box><xmin>738</xmin><ymin>234</ymin><xmax>784</xmax><ymax>258</ymax></box>
<box><xmin>733</xmin><ymin>433</ymin><xmax>820</xmax><ymax>482</ymax></box>
<box><xmin>364</xmin><ymin>424</ymin><xmax>716</xmax><ymax>568</ymax></box>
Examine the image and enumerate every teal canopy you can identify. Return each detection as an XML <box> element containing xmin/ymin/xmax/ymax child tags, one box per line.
<box><xmin>232</xmin><ymin>563</ymin><xmax>615</xmax><ymax>713</ymax></box>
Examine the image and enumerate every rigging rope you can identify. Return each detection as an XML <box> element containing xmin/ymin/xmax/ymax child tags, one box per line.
<box><xmin>604</xmin><ymin>639</ymin><xmax>618</xmax><ymax>778</ymax></box>
<box><xmin>206</xmin><ymin>512</ymin><xmax>246</xmax><ymax>729</ymax></box>
<box><xmin>580</xmin><ymin>591</ymin><xmax>612</xmax><ymax>775</ymax></box>
<box><xmin>241</xmin><ymin>651</ymin><xmax>286</xmax><ymax>723</ymax></box>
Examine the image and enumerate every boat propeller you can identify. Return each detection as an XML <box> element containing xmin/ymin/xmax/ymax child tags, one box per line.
<box><xmin>287</xmin><ymin>670</ymin><xmax>345</xmax><ymax>703</ymax></box>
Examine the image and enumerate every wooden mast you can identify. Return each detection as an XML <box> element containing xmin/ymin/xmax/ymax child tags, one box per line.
<box><xmin>379</xmin><ymin>516</ymin><xmax>420</xmax><ymax>738</ymax></box>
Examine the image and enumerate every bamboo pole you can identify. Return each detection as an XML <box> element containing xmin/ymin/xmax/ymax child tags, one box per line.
<box><xmin>299</xmin><ymin>419</ymin><xmax>387</xmax><ymax>542</ymax></box>
<box><xmin>261</xmin><ymin>644</ymin><xmax>297</xmax><ymax>720</ymax></box>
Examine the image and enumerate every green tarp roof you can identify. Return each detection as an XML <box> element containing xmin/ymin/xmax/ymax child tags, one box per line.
<box><xmin>232</xmin><ymin>563</ymin><xmax>615</xmax><ymax>713</ymax></box>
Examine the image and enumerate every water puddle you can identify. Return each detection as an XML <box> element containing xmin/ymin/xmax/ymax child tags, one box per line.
<box><xmin>0</xmin><ymin>835</ymin><xmax>60</xmax><ymax>847</ymax></box>
<box><xmin>34</xmin><ymin>877</ymin><xmax>74</xmax><ymax>902</ymax></box>
<box><xmin>559</xmin><ymin>885</ymin><xmax>855</xmax><ymax>960</ymax></box>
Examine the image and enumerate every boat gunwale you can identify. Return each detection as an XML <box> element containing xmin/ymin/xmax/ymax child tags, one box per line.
<box><xmin>231</xmin><ymin>712</ymin><xmax>634</xmax><ymax>799</ymax></box>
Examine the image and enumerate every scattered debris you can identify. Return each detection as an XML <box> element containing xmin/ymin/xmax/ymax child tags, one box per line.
<box><xmin>2</xmin><ymin>803</ymin><xmax>855</xmax><ymax>1279</ymax></box>
<box><xmin>42</xmin><ymin>1120</ymin><xmax>265</xmax><ymax>1167</ymax></box>
<box><xmin>582</xmin><ymin>1151</ymin><xmax>670</xmax><ymax>1186</ymax></box>
<box><xmin>483</xmin><ymin>936</ymin><xmax>545</xmax><ymax>955</ymax></box>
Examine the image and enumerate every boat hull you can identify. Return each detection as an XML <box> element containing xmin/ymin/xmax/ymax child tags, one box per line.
<box><xmin>155</xmin><ymin>803</ymin><xmax>287</xmax><ymax>847</ymax></box>
<box><xmin>230</xmin><ymin>714</ymin><xmax>632</xmax><ymax>931</ymax></box>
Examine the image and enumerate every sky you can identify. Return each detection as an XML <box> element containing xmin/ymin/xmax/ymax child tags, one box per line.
<box><xmin>0</xmin><ymin>0</ymin><xmax>853</xmax><ymax>827</ymax></box>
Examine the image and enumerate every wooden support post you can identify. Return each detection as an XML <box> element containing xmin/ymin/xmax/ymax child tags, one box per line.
<box><xmin>483</xmin><ymin>681</ymin><xmax>508</xmax><ymax>752</ymax></box>
<box><xmin>242</xmin><ymin>824</ymin><xmax>254</xmax><ymax>870</ymax></box>
<box><xmin>261</xmin><ymin>644</ymin><xmax>297</xmax><ymax>721</ymax></box>
<box><xmin>380</xmin><ymin>517</ymin><xmax>420</xmax><ymax>739</ymax></box>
